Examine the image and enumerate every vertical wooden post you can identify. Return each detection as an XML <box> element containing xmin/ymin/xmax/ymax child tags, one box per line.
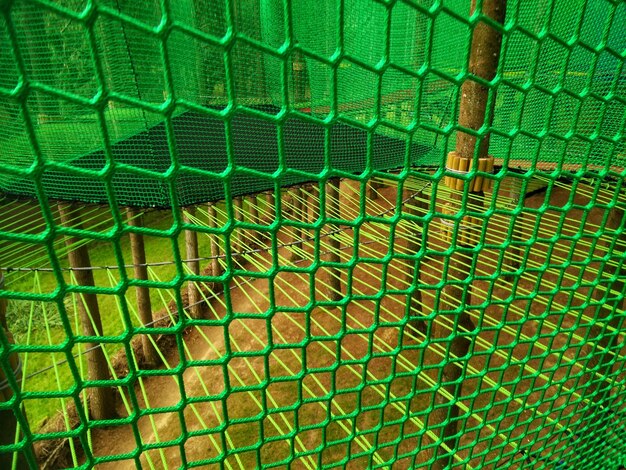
<box><xmin>292</xmin><ymin>49</ymin><xmax>309</xmax><ymax>105</ymax></box>
<box><xmin>57</xmin><ymin>203</ymin><xmax>115</xmax><ymax>420</ymax></box>
<box><xmin>291</xmin><ymin>187</ymin><xmax>304</xmax><ymax>260</ymax></box>
<box><xmin>366</xmin><ymin>178</ymin><xmax>377</xmax><ymax>201</ymax></box>
<box><xmin>307</xmin><ymin>184</ymin><xmax>318</xmax><ymax>224</ymax></box>
<box><xmin>208</xmin><ymin>203</ymin><xmax>222</xmax><ymax>279</ymax></box>
<box><xmin>505</xmin><ymin>178</ymin><xmax>523</xmax><ymax>282</ymax></box>
<box><xmin>248</xmin><ymin>194</ymin><xmax>259</xmax><ymax>248</ymax></box>
<box><xmin>233</xmin><ymin>196</ymin><xmax>244</xmax><ymax>256</ymax></box>
<box><xmin>265</xmin><ymin>191</ymin><xmax>276</xmax><ymax>226</ymax></box>
<box><xmin>183</xmin><ymin>207</ymin><xmax>203</xmax><ymax>319</ymax></box>
<box><xmin>282</xmin><ymin>189</ymin><xmax>294</xmax><ymax>219</ymax></box>
<box><xmin>300</xmin><ymin>186</ymin><xmax>310</xmax><ymax>251</ymax></box>
<box><xmin>327</xmin><ymin>178</ymin><xmax>342</xmax><ymax>301</ymax></box>
<box><xmin>126</xmin><ymin>208</ymin><xmax>159</xmax><ymax>367</ymax></box>
<box><xmin>404</xmin><ymin>190</ymin><xmax>428</xmax><ymax>336</ymax></box>
<box><xmin>431</xmin><ymin>1</ymin><xmax>506</xmax><ymax>468</ymax></box>
<box><xmin>0</xmin><ymin>275</ymin><xmax>30</xmax><ymax>470</ymax></box>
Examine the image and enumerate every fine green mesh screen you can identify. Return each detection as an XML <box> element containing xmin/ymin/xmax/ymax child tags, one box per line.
<box><xmin>1</xmin><ymin>0</ymin><xmax>626</xmax><ymax>469</ymax></box>
<box><xmin>1</xmin><ymin>0</ymin><xmax>624</xmax><ymax>206</ymax></box>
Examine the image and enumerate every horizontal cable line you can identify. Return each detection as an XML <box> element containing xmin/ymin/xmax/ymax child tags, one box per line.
<box><xmin>1</xmin><ymin>184</ymin><xmax>429</xmax><ymax>275</ymax></box>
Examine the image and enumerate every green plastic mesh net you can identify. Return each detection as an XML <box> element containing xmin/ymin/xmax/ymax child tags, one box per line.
<box><xmin>0</xmin><ymin>0</ymin><xmax>625</xmax><ymax>468</ymax></box>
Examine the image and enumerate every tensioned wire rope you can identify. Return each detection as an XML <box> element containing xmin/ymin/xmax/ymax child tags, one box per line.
<box><xmin>193</xmin><ymin>184</ymin><xmax>612</xmax><ymax>466</ymax></box>
<box><xmin>348</xmin><ymin>182</ymin><xmax>626</xmax><ymax>464</ymax></box>
<box><xmin>227</xmin><ymin>194</ymin><xmax>572</xmax><ymax>466</ymax></box>
<box><xmin>8</xmin><ymin>180</ymin><xmax>436</xmax><ymax>468</ymax></box>
<box><xmin>5</xmin><ymin>176</ymin><xmax>626</xmax><ymax>279</ymax></box>
<box><xmin>6</xmin><ymin>175</ymin><xmax>626</xmax><ymax>391</ymax></box>
<box><xmin>186</xmin><ymin>195</ymin><xmax>471</xmax><ymax>467</ymax></box>
<box><xmin>4</xmin><ymin>172</ymin><xmax>624</xmax><ymax>466</ymax></box>
<box><xmin>272</xmin><ymin>180</ymin><xmax>626</xmax><ymax>462</ymax></box>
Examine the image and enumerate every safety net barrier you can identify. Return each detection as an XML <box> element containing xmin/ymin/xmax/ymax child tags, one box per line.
<box><xmin>1</xmin><ymin>0</ymin><xmax>626</xmax><ymax>469</ymax></box>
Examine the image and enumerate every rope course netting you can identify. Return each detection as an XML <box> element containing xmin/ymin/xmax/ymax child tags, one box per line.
<box><xmin>0</xmin><ymin>0</ymin><xmax>626</xmax><ymax>469</ymax></box>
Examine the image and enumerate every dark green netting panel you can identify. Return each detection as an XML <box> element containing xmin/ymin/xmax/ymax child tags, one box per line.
<box><xmin>1</xmin><ymin>0</ymin><xmax>626</xmax><ymax>469</ymax></box>
<box><xmin>1</xmin><ymin>0</ymin><xmax>623</xmax><ymax>206</ymax></box>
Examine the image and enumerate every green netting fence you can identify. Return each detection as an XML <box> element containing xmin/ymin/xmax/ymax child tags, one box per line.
<box><xmin>1</xmin><ymin>0</ymin><xmax>626</xmax><ymax>468</ymax></box>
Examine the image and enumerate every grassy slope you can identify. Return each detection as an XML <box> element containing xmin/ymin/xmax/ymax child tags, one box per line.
<box><xmin>5</xmin><ymin>206</ymin><xmax>217</xmax><ymax>429</ymax></box>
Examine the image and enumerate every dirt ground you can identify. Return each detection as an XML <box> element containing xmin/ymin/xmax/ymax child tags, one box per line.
<box><xmin>63</xmin><ymin>176</ymin><xmax>626</xmax><ymax>469</ymax></box>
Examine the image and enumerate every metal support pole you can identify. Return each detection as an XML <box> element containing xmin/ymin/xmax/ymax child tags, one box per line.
<box><xmin>126</xmin><ymin>208</ymin><xmax>159</xmax><ymax>367</ymax></box>
<box><xmin>58</xmin><ymin>203</ymin><xmax>115</xmax><ymax>420</ymax></box>
<box><xmin>432</xmin><ymin>0</ymin><xmax>506</xmax><ymax>467</ymax></box>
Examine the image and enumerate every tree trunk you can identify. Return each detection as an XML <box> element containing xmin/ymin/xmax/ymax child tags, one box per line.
<box><xmin>208</xmin><ymin>202</ymin><xmax>222</xmax><ymax>279</ymax></box>
<box><xmin>126</xmin><ymin>208</ymin><xmax>159</xmax><ymax>367</ymax></box>
<box><xmin>183</xmin><ymin>207</ymin><xmax>203</xmax><ymax>319</ymax></box>
<box><xmin>327</xmin><ymin>179</ymin><xmax>342</xmax><ymax>301</ymax></box>
<box><xmin>404</xmin><ymin>190</ymin><xmax>427</xmax><ymax>336</ymax></box>
<box><xmin>58</xmin><ymin>203</ymin><xmax>115</xmax><ymax>420</ymax></box>
<box><xmin>431</xmin><ymin>0</ymin><xmax>506</xmax><ymax>467</ymax></box>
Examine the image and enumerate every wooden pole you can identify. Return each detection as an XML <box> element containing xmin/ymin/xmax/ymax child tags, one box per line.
<box><xmin>403</xmin><ymin>190</ymin><xmax>428</xmax><ymax>336</ymax></box>
<box><xmin>366</xmin><ymin>178</ymin><xmax>377</xmax><ymax>201</ymax></box>
<box><xmin>126</xmin><ymin>208</ymin><xmax>159</xmax><ymax>367</ymax></box>
<box><xmin>183</xmin><ymin>207</ymin><xmax>203</xmax><ymax>319</ymax></box>
<box><xmin>282</xmin><ymin>189</ymin><xmax>293</xmax><ymax>219</ymax></box>
<box><xmin>307</xmin><ymin>184</ymin><xmax>318</xmax><ymax>224</ymax></box>
<box><xmin>432</xmin><ymin>1</ymin><xmax>506</xmax><ymax>468</ymax></box>
<box><xmin>233</xmin><ymin>196</ymin><xmax>244</xmax><ymax>256</ymax></box>
<box><xmin>327</xmin><ymin>178</ymin><xmax>342</xmax><ymax>301</ymax></box>
<box><xmin>208</xmin><ymin>203</ymin><xmax>222</xmax><ymax>279</ymax></box>
<box><xmin>265</xmin><ymin>191</ymin><xmax>276</xmax><ymax>226</ymax></box>
<box><xmin>505</xmin><ymin>178</ymin><xmax>523</xmax><ymax>282</ymax></box>
<box><xmin>291</xmin><ymin>187</ymin><xmax>304</xmax><ymax>260</ymax></box>
<box><xmin>248</xmin><ymin>194</ymin><xmax>259</xmax><ymax>248</ymax></box>
<box><xmin>57</xmin><ymin>203</ymin><xmax>115</xmax><ymax>420</ymax></box>
<box><xmin>0</xmin><ymin>275</ymin><xmax>30</xmax><ymax>470</ymax></box>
